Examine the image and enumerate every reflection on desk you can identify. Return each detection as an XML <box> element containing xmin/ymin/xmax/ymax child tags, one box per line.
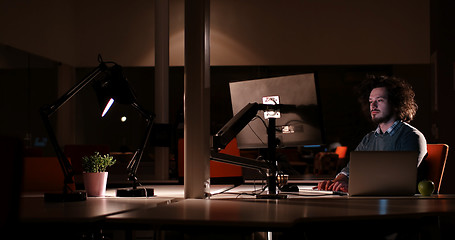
<box><xmin>106</xmin><ymin>195</ymin><xmax>455</xmax><ymax>229</ymax></box>
<box><xmin>20</xmin><ymin>196</ymin><xmax>175</xmax><ymax>223</ymax></box>
<box><xmin>19</xmin><ymin>184</ymin><xmax>235</xmax><ymax>223</ymax></box>
<box><xmin>18</xmin><ymin>184</ymin><xmax>455</xmax><ymax>239</ymax></box>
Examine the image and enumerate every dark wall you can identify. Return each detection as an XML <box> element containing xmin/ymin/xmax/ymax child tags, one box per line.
<box><xmin>430</xmin><ymin>0</ymin><xmax>455</xmax><ymax>193</ymax></box>
<box><xmin>0</xmin><ymin>46</ymin><xmax>59</xmax><ymax>156</ymax></box>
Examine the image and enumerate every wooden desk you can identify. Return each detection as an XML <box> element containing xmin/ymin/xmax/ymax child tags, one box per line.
<box><xmin>18</xmin><ymin>185</ymin><xmax>184</xmax><ymax>239</ymax></box>
<box><xmin>20</xmin><ymin>196</ymin><xmax>175</xmax><ymax>224</ymax></box>
<box><xmin>106</xmin><ymin>196</ymin><xmax>455</xmax><ymax>227</ymax></box>
<box><xmin>19</xmin><ymin>184</ymin><xmax>232</xmax><ymax>224</ymax></box>
<box><xmin>18</xmin><ymin>185</ymin><xmax>455</xmax><ymax>239</ymax></box>
<box><xmin>18</xmin><ymin>196</ymin><xmax>176</xmax><ymax>239</ymax></box>
<box><xmin>106</xmin><ymin>195</ymin><xmax>455</xmax><ymax>239</ymax></box>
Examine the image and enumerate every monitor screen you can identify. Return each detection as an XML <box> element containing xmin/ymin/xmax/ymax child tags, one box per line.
<box><xmin>229</xmin><ymin>73</ymin><xmax>324</xmax><ymax>149</ymax></box>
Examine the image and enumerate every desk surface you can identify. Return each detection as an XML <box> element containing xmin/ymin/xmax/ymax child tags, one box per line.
<box><xmin>19</xmin><ymin>184</ymin><xmax>228</xmax><ymax>223</ymax></box>
<box><xmin>106</xmin><ymin>195</ymin><xmax>455</xmax><ymax>230</ymax></box>
<box><xmin>20</xmin><ymin>184</ymin><xmax>190</xmax><ymax>223</ymax></box>
<box><xmin>20</xmin><ymin>196</ymin><xmax>175</xmax><ymax>223</ymax></box>
<box><xmin>20</xmin><ymin>184</ymin><xmax>455</xmax><ymax>231</ymax></box>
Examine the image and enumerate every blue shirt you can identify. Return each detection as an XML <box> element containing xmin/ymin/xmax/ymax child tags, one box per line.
<box><xmin>338</xmin><ymin>121</ymin><xmax>427</xmax><ymax>178</ymax></box>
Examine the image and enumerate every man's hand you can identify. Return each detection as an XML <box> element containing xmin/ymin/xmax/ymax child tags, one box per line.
<box><xmin>313</xmin><ymin>174</ymin><xmax>349</xmax><ymax>192</ymax></box>
<box><xmin>329</xmin><ymin>180</ymin><xmax>348</xmax><ymax>192</ymax></box>
<box><xmin>316</xmin><ymin>180</ymin><xmax>333</xmax><ymax>190</ymax></box>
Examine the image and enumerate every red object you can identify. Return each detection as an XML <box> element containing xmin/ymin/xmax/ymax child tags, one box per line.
<box><xmin>335</xmin><ymin>146</ymin><xmax>348</xmax><ymax>159</ymax></box>
<box><xmin>178</xmin><ymin>138</ymin><xmax>243</xmax><ymax>178</ymax></box>
<box><xmin>425</xmin><ymin>144</ymin><xmax>449</xmax><ymax>193</ymax></box>
<box><xmin>23</xmin><ymin>157</ymin><xmax>75</xmax><ymax>192</ymax></box>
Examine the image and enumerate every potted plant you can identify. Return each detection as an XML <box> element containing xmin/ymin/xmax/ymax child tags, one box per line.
<box><xmin>82</xmin><ymin>152</ymin><xmax>116</xmax><ymax>197</ymax></box>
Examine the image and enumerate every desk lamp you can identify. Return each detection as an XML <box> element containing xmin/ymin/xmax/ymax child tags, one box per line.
<box><xmin>211</xmin><ymin>102</ymin><xmax>296</xmax><ymax>199</ymax></box>
<box><xmin>40</xmin><ymin>55</ymin><xmax>155</xmax><ymax>201</ymax></box>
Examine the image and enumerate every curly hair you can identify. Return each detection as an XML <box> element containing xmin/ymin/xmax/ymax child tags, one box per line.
<box><xmin>357</xmin><ymin>75</ymin><xmax>418</xmax><ymax>123</ymax></box>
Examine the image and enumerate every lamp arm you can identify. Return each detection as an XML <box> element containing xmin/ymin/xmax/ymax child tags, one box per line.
<box><xmin>45</xmin><ymin>64</ymin><xmax>106</xmax><ymax>116</ymax></box>
<box><xmin>40</xmin><ymin>109</ymin><xmax>73</xmax><ymax>187</ymax></box>
<box><xmin>126</xmin><ymin>102</ymin><xmax>155</xmax><ymax>185</ymax></box>
<box><xmin>212</xmin><ymin>103</ymin><xmax>260</xmax><ymax>150</ymax></box>
<box><xmin>210</xmin><ymin>150</ymin><xmax>269</xmax><ymax>171</ymax></box>
<box><xmin>39</xmin><ymin>64</ymin><xmax>106</xmax><ymax>189</ymax></box>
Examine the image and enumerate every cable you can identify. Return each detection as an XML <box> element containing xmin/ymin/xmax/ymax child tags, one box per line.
<box><xmin>254</xmin><ymin>115</ymin><xmax>268</xmax><ymax>129</ymax></box>
<box><xmin>247</xmin><ymin>123</ymin><xmax>267</xmax><ymax>146</ymax></box>
<box><xmin>137</xmin><ymin>181</ymin><xmax>149</xmax><ymax>198</ymax></box>
<box><xmin>247</xmin><ymin>115</ymin><xmax>268</xmax><ymax>146</ymax></box>
<box><xmin>209</xmin><ymin>185</ymin><xmax>241</xmax><ymax>197</ymax></box>
<box><xmin>210</xmin><ymin>176</ymin><xmax>268</xmax><ymax>198</ymax></box>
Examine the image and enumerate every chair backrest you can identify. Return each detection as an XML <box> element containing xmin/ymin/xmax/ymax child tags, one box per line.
<box><xmin>23</xmin><ymin>157</ymin><xmax>75</xmax><ymax>192</ymax></box>
<box><xmin>335</xmin><ymin>146</ymin><xmax>348</xmax><ymax>159</ymax></box>
<box><xmin>424</xmin><ymin>144</ymin><xmax>449</xmax><ymax>194</ymax></box>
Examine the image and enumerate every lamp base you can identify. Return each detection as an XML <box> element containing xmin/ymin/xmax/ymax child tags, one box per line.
<box><xmin>116</xmin><ymin>188</ymin><xmax>154</xmax><ymax>197</ymax></box>
<box><xmin>44</xmin><ymin>191</ymin><xmax>87</xmax><ymax>202</ymax></box>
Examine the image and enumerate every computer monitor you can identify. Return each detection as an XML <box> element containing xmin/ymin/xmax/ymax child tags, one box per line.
<box><xmin>229</xmin><ymin>73</ymin><xmax>324</xmax><ymax>149</ymax></box>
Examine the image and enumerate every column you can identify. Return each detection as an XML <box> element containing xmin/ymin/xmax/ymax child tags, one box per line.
<box><xmin>184</xmin><ymin>0</ymin><xmax>211</xmax><ymax>198</ymax></box>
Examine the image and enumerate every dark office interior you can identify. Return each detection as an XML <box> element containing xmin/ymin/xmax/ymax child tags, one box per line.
<box><xmin>1</xmin><ymin>0</ymin><xmax>454</xmax><ymax>190</ymax></box>
<box><xmin>1</xmin><ymin>0</ymin><xmax>455</xmax><ymax>239</ymax></box>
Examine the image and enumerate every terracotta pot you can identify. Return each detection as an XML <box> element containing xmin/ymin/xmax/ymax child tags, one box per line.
<box><xmin>82</xmin><ymin>172</ymin><xmax>108</xmax><ymax>197</ymax></box>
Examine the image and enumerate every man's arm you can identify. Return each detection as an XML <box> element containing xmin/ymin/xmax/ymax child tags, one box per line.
<box><xmin>399</xmin><ymin>130</ymin><xmax>427</xmax><ymax>167</ymax></box>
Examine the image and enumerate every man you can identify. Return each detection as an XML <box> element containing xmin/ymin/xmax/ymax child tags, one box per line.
<box><xmin>316</xmin><ymin>75</ymin><xmax>427</xmax><ymax>192</ymax></box>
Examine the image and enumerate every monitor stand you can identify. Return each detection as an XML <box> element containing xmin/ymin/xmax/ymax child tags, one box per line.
<box><xmin>256</xmin><ymin>118</ymin><xmax>287</xmax><ymax>199</ymax></box>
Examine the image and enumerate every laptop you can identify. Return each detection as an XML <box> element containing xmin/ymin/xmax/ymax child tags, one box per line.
<box><xmin>348</xmin><ymin>151</ymin><xmax>419</xmax><ymax>196</ymax></box>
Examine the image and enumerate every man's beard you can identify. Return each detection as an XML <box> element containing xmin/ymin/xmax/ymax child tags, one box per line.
<box><xmin>371</xmin><ymin>112</ymin><xmax>394</xmax><ymax>124</ymax></box>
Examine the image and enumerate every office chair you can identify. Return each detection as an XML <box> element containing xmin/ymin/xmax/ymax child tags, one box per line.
<box><xmin>314</xmin><ymin>146</ymin><xmax>348</xmax><ymax>175</ymax></box>
<box><xmin>424</xmin><ymin>144</ymin><xmax>449</xmax><ymax>194</ymax></box>
<box><xmin>335</xmin><ymin>146</ymin><xmax>348</xmax><ymax>159</ymax></box>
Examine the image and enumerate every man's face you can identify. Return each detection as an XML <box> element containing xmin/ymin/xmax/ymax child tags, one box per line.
<box><xmin>369</xmin><ymin>87</ymin><xmax>394</xmax><ymax>124</ymax></box>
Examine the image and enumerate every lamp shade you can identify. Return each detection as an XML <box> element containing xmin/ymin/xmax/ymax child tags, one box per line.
<box><xmin>92</xmin><ymin>64</ymin><xmax>137</xmax><ymax>116</ymax></box>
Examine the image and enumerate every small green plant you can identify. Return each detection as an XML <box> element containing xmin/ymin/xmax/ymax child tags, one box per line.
<box><xmin>82</xmin><ymin>152</ymin><xmax>116</xmax><ymax>173</ymax></box>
